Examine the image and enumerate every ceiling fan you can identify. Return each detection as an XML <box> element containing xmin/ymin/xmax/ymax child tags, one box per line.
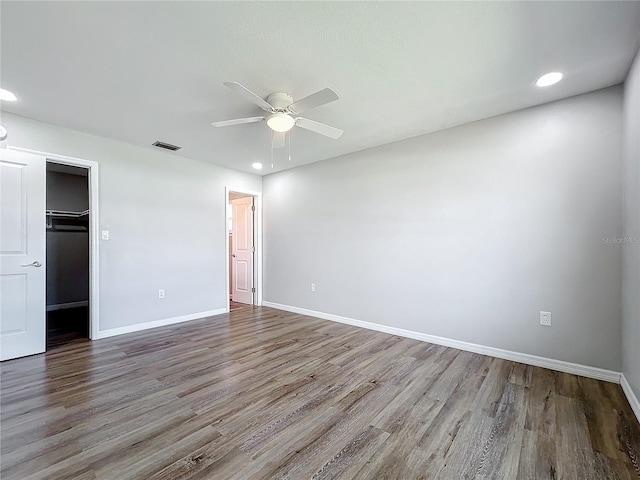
<box><xmin>212</xmin><ymin>82</ymin><xmax>343</xmax><ymax>148</ymax></box>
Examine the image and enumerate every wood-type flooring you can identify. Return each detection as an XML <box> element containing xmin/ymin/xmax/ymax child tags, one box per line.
<box><xmin>1</xmin><ymin>305</ymin><xmax>639</xmax><ymax>479</ymax></box>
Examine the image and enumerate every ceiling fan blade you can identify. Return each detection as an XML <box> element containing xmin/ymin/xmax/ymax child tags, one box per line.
<box><xmin>288</xmin><ymin>88</ymin><xmax>339</xmax><ymax>114</ymax></box>
<box><xmin>223</xmin><ymin>82</ymin><xmax>274</xmax><ymax>112</ymax></box>
<box><xmin>295</xmin><ymin>117</ymin><xmax>343</xmax><ymax>139</ymax></box>
<box><xmin>211</xmin><ymin>116</ymin><xmax>264</xmax><ymax>127</ymax></box>
<box><xmin>272</xmin><ymin>132</ymin><xmax>285</xmax><ymax>149</ymax></box>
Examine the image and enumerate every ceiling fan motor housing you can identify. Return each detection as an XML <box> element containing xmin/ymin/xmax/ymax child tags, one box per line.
<box><xmin>267</xmin><ymin>92</ymin><xmax>294</xmax><ymax>111</ymax></box>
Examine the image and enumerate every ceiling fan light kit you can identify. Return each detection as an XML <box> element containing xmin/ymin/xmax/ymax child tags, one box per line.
<box><xmin>212</xmin><ymin>82</ymin><xmax>343</xmax><ymax>167</ymax></box>
<box><xmin>266</xmin><ymin>112</ymin><xmax>295</xmax><ymax>133</ymax></box>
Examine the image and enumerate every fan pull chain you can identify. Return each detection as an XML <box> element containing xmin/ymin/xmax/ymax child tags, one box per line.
<box><xmin>271</xmin><ymin>131</ymin><xmax>274</xmax><ymax>169</ymax></box>
<box><xmin>288</xmin><ymin>130</ymin><xmax>291</xmax><ymax>162</ymax></box>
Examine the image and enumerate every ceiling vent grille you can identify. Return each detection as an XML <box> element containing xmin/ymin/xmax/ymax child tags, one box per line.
<box><xmin>152</xmin><ymin>141</ymin><xmax>181</xmax><ymax>151</ymax></box>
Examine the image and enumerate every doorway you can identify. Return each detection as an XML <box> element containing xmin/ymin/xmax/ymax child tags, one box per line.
<box><xmin>226</xmin><ymin>187</ymin><xmax>262</xmax><ymax>310</ymax></box>
<box><xmin>45</xmin><ymin>162</ymin><xmax>90</xmax><ymax>348</ymax></box>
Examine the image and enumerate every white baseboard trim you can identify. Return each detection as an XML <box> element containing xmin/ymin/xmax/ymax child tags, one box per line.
<box><xmin>262</xmin><ymin>301</ymin><xmax>621</xmax><ymax>384</ymax></box>
<box><xmin>95</xmin><ymin>308</ymin><xmax>228</xmax><ymax>340</ymax></box>
<box><xmin>621</xmin><ymin>374</ymin><xmax>640</xmax><ymax>423</ymax></box>
<box><xmin>46</xmin><ymin>301</ymin><xmax>89</xmax><ymax>312</ymax></box>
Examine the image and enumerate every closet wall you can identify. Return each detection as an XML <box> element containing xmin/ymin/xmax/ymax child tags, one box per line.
<box><xmin>46</xmin><ymin>166</ymin><xmax>89</xmax><ymax>310</ymax></box>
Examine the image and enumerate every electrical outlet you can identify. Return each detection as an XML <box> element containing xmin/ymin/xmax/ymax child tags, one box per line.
<box><xmin>311</xmin><ymin>283</ymin><xmax>316</xmax><ymax>292</ymax></box>
<box><xmin>158</xmin><ymin>289</ymin><xmax>165</xmax><ymax>299</ymax></box>
<box><xmin>539</xmin><ymin>311</ymin><xmax>552</xmax><ymax>327</ymax></box>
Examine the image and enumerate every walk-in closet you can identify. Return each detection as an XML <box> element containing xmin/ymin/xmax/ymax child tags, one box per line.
<box><xmin>46</xmin><ymin>162</ymin><xmax>90</xmax><ymax>347</ymax></box>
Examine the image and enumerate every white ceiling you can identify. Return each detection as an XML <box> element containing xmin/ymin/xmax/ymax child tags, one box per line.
<box><xmin>2</xmin><ymin>2</ymin><xmax>639</xmax><ymax>175</ymax></box>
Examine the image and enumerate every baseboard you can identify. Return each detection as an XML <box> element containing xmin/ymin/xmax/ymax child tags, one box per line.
<box><xmin>46</xmin><ymin>301</ymin><xmax>89</xmax><ymax>312</ymax></box>
<box><xmin>262</xmin><ymin>301</ymin><xmax>621</xmax><ymax>384</ymax></box>
<box><xmin>621</xmin><ymin>374</ymin><xmax>640</xmax><ymax>423</ymax></box>
<box><xmin>95</xmin><ymin>308</ymin><xmax>228</xmax><ymax>340</ymax></box>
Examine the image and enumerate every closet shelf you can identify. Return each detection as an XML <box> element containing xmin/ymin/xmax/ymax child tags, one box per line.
<box><xmin>46</xmin><ymin>209</ymin><xmax>89</xmax><ymax>218</ymax></box>
<box><xmin>46</xmin><ymin>209</ymin><xmax>89</xmax><ymax>231</ymax></box>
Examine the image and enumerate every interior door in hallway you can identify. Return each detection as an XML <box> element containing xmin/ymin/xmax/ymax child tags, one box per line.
<box><xmin>0</xmin><ymin>149</ymin><xmax>46</xmax><ymax>360</ymax></box>
<box><xmin>231</xmin><ymin>196</ymin><xmax>254</xmax><ymax>305</ymax></box>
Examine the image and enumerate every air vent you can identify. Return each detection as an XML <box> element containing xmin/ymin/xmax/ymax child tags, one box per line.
<box><xmin>152</xmin><ymin>141</ymin><xmax>181</xmax><ymax>151</ymax></box>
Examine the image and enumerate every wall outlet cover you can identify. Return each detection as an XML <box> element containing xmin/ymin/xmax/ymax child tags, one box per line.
<box><xmin>539</xmin><ymin>311</ymin><xmax>552</xmax><ymax>327</ymax></box>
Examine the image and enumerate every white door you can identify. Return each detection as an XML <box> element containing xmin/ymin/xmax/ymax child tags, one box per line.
<box><xmin>0</xmin><ymin>149</ymin><xmax>46</xmax><ymax>361</ymax></box>
<box><xmin>231</xmin><ymin>196</ymin><xmax>254</xmax><ymax>305</ymax></box>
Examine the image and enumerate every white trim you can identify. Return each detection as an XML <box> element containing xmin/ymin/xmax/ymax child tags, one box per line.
<box><xmin>621</xmin><ymin>374</ymin><xmax>640</xmax><ymax>423</ymax></box>
<box><xmin>46</xmin><ymin>301</ymin><xmax>88</xmax><ymax>312</ymax></box>
<box><xmin>262</xmin><ymin>301</ymin><xmax>622</xmax><ymax>384</ymax></box>
<box><xmin>7</xmin><ymin>146</ymin><xmax>101</xmax><ymax>342</ymax></box>
<box><xmin>94</xmin><ymin>308</ymin><xmax>228</xmax><ymax>340</ymax></box>
<box><xmin>225</xmin><ymin>186</ymin><xmax>263</xmax><ymax>311</ymax></box>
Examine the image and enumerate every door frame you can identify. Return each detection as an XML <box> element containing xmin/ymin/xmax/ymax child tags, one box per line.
<box><xmin>7</xmin><ymin>146</ymin><xmax>100</xmax><ymax>340</ymax></box>
<box><xmin>225</xmin><ymin>186</ymin><xmax>262</xmax><ymax>310</ymax></box>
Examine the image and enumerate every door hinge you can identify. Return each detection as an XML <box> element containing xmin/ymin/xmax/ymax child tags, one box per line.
<box><xmin>252</xmin><ymin>246</ymin><xmax>255</xmax><ymax>253</ymax></box>
<box><xmin>251</xmin><ymin>287</ymin><xmax>255</xmax><ymax>293</ymax></box>
<box><xmin>251</xmin><ymin>205</ymin><xmax>255</xmax><ymax>212</ymax></box>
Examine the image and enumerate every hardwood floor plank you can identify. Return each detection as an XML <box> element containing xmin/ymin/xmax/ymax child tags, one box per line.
<box><xmin>363</xmin><ymin>397</ymin><xmax>445</xmax><ymax>479</ymax></box>
<box><xmin>1</xmin><ymin>306</ymin><xmax>638</xmax><ymax>480</ymax></box>
<box><xmin>474</xmin><ymin>381</ymin><xmax>527</xmax><ymax>479</ymax></box>
<box><xmin>249</xmin><ymin>384</ymin><xmax>400</xmax><ymax>479</ymax></box>
<box><xmin>472</xmin><ymin>358</ymin><xmax>513</xmax><ymax>418</ymax></box>
<box><xmin>437</xmin><ymin>411</ymin><xmax>496</xmax><ymax>479</ymax></box>
<box><xmin>311</xmin><ymin>425</ymin><xmax>389</xmax><ymax>480</ymax></box>
<box><xmin>92</xmin><ymin>420</ymin><xmax>221</xmax><ymax>479</ymax></box>
<box><xmin>555</xmin><ymin>395</ymin><xmax>598</xmax><ymax>479</ymax></box>
<box><xmin>517</xmin><ymin>367</ymin><xmax>558</xmax><ymax>479</ymax></box>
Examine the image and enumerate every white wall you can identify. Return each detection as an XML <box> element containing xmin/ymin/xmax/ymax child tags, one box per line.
<box><xmin>2</xmin><ymin>112</ymin><xmax>261</xmax><ymax>332</ymax></box>
<box><xmin>264</xmin><ymin>87</ymin><xmax>623</xmax><ymax>371</ymax></box>
<box><xmin>622</xmin><ymin>49</ymin><xmax>640</xmax><ymax>400</ymax></box>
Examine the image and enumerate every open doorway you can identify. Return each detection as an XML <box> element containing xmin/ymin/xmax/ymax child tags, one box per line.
<box><xmin>46</xmin><ymin>162</ymin><xmax>90</xmax><ymax>348</ymax></box>
<box><xmin>226</xmin><ymin>187</ymin><xmax>262</xmax><ymax>311</ymax></box>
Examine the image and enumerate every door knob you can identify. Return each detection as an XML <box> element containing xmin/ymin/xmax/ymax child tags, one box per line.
<box><xmin>232</xmin><ymin>254</ymin><xmax>236</xmax><ymax>258</ymax></box>
<box><xmin>21</xmin><ymin>261</ymin><xmax>42</xmax><ymax>267</ymax></box>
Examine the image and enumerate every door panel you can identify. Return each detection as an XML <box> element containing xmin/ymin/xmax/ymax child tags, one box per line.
<box><xmin>231</xmin><ymin>196</ymin><xmax>253</xmax><ymax>305</ymax></box>
<box><xmin>235</xmin><ymin>259</ymin><xmax>249</xmax><ymax>291</ymax></box>
<box><xmin>0</xmin><ymin>150</ymin><xmax>46</xmax><ymax>360</ymax></box>
<box><xmin>0</xmin><ymin>164</ymin><xmax>26</xmax><ymax>253</ymax></box>
<box><xmin>0</xmin><ymin>275</ymin><xmax>27</xmax><ymax>334</ymax></box>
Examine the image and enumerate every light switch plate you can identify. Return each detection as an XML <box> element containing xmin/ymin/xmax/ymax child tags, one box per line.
<box><xmin>101</xmin><ymin>230</ymin><xmax>110</xmax><ymax>240</ymax></box>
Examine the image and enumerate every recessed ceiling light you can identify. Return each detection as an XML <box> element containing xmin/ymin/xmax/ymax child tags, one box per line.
<box><xmin>252</xmin><ymin>162</ymin><xmax>263</xmax><ymax>170</ymax></box>
<box><xmin>0</xmin><ymin>88</ymin><xmax>17</xmax><ymax>102</ymax></box>
<box><xmin>536</xmin><ymin>72</ymin><xmax>563</xmax><ymax>87</ymax></box>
